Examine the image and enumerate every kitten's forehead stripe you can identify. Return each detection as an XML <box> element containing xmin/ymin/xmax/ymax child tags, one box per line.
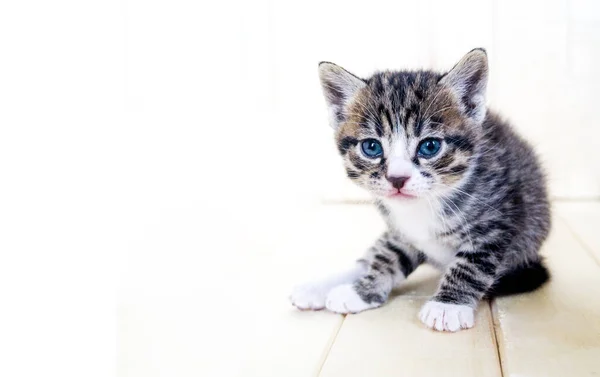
<box><xmin>363</xmin><ymin>70</ymin><xmax>451</xmax><ymax>139</ymax></box>
<box><xmin>384</xmin><ymin>108</ymin><xmax>394</xmax><ymax>135</ymax></box>
<box><xmin>374</xmin><ymin>115</ymin><xmax>384</xmax><ymax>137</ymax></box>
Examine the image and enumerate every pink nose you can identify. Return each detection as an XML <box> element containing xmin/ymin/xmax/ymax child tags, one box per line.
<box><xmin>387</xmin><ymin>176</ymin><xmax>409</xmax><ymax>189</ymax></box>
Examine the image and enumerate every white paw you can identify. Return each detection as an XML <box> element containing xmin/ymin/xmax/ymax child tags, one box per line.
<box><xmin>290</xmin><ymin>282</ymin><xmax>329</xmax><ymax>310</ymax></box>
<box><xmin>419</xmin><ymin>301</ymin><xmax>475</xmax><ymax>332</ymax></box>
<box><xmin>325</xmin><ymin>284</ymin><xmax>380</xmax><ymax>314</ymax></box>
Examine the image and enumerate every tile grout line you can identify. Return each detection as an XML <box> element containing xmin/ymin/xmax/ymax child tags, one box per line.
<box><xmin>557</xmin><ymin>214</ymin><xmax>600</xmax><ymax>267</ymax></box>
<box><xmin>314</xmin><ymin>314</ymin><xmax>346</xmax><ymax>377</ymax></box>
<box><xmin>488</xmin><ymin>300</ymin><xmax>506</xmax><ymax>377</ymax></box>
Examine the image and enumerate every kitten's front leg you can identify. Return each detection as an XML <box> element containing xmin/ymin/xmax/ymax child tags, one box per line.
<box><xmin>420</xmin><ymin>250</ymin><xmax>498</xmax><ymax>332</ymax></box>
<box><xmin>291</xmin><ymin>232</ymin><xmax>423</xmax><ymax>314</ymax></box>
<box><xmin>290</xmin><ymin>263</ymin><xmax>366</xmax><ymax>310</ymax></box>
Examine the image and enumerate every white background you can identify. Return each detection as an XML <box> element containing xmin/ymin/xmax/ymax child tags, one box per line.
<box><xmin>1</xmin><ymin>0</ymin><xmax>599</xmax><ymax>376</ymax></box>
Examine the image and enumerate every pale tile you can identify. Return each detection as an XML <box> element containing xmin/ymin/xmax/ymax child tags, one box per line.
<box><xmin>393</xmin><ymin>264</ymin><xmax>442</xmax><ymax>297</ymax></box>
<box><xmin>119</xmin><ymin>203</ymin><xmax>396</xmax><ymax>377</ymax></box>
<box><xmin>119</xmin><ymin>296</ymin><xmax>343</xmax><ymax>377</ymax></box>
<box><xmin>555</xmin><ymin>201</ymin><xmax>600</xmax><ymax>262</ymax></box>
<box><xmin>320</xmin><ymin>297</ymin><xmax>501</xmax><ymax>377</ymax></box>
<box><xmin>493</xmin><ymin>216</ymin><xmax>600</xmax><ymax>376</ymax></box>
<box><xmin>118</xmin><ymin>204</ymin><xmax>366</xmax><ymax>377</ymax></box>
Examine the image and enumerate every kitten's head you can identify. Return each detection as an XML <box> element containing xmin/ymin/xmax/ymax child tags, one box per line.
<box><xmin>319</xmin><ymin>49</ymin><xmax>488</xmax><ymax>201</ymax></box>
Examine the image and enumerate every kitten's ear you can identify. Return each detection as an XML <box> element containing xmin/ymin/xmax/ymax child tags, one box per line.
<box><xmin>440</xmin><ymin>48</ymin><xmax>488</xmax><ymax>123</ymax></box>
<box><xmin>318</xmin><ymin>62</ymin><xmax>366</xmax><ymax>129</ymax></box>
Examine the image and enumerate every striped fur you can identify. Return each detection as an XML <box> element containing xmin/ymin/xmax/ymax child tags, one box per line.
<box><xmin>290</xmin><ymin>49</ymin><xmax>551</xmax><ymax>332</ymax></box>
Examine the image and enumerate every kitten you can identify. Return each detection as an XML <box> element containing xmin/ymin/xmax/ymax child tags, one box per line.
<box><xmin>290</xmin><ymin>49</ymin><xmax>551</xmax><ymax>332</ymax></box>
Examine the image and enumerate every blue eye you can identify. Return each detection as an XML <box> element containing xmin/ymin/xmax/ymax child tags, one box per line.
<box><xmin>418</xmin><ymin>138</ymin><xmax>442</xmax><ymax>157</ymax></box>
<box><xmin>360</xmin><ymin>139</ymin><xmax>383</xmax><ymax>158</ymax></box>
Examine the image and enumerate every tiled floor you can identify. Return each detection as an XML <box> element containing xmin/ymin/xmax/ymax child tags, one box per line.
<box><xmin>119</xmin><ymin>201</ymin><xmax>600</xmax><ymax>377</ymax></box>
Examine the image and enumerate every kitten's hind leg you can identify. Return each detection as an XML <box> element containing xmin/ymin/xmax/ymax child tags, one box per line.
<box><xmin>290</xmin><ymin>263</ymin><xmax>366</xmax><ymax>310</ymax></box>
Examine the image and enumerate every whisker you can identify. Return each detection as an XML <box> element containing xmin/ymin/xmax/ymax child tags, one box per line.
<box><xmin>432</xmin><ymin>182</ymin><xmax>503</xmax><ymax>215</ymax></box>
<box><xmin>436</xmin><ymin>192</ymin><xmax>475</xmax><ymax>251</ymax></box>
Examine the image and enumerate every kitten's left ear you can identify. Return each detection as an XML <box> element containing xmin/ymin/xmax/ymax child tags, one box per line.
<box><xmin>440</xmin><ymin>48</ymin><xmax>488</xmax><ymax>123</ymax></box>
<box><xmin>318</xmin><ymin>62</ymin><xmax>367</xmax><ymax>129</ymax></box>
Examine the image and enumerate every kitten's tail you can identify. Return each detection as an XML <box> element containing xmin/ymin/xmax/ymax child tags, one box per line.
<box><xmin>488</xmin><ymin>259</ymin><xmax>550</xmax><ymax>297</ymax></box>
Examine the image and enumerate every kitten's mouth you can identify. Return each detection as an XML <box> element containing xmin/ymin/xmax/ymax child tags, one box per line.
<box><xmin>388</xmin><ymin>190</ymin><xmax>417</xmax><ymax>199</ymax></box>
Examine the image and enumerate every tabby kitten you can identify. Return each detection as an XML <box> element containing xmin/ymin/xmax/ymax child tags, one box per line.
<box><xmin>290</xmin><ymin>49</ymin><xmax>551</xmax><ymax>332</ymax></box>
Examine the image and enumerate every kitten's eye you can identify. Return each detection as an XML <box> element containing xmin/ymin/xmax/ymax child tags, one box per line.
<box><xmin>418</xmin><ymin>138</ymin><xmax>442</xmax><ymax>158</ymax></box>
<box><xmin>360</xmin><ymin>139</ymin><xmax>383</xmax><ymax>158</ymax></box>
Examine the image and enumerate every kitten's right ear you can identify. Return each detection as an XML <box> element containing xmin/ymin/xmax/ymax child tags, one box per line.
<box><xmin>439</xmin><ymin>49</ymin><xmax>488</xmax><ymax>123</ymax></box>
<box><xmin>318</xmin><ymin>62</ymin><xmax>366</xmax><ymax>129</ymax></box>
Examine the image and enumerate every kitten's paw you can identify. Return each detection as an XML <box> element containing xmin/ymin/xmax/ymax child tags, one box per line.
<box><xmin>325</xmin><ymin>284</ymin><xmax>381</xmax><ymax>314</ymax></box>
<box><xmin>419</xmin><ymin>301</ymin><xmax>474</xmax><ymax>332</ymax></box>
<box><xmin>289</xmin><ymin>282</ymin><xmax>329</xmax><ymax>310</ymax></box>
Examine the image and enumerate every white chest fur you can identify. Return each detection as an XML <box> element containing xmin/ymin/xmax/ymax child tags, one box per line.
<box><xmin>381</xmin><ymin>198</ymin><xmax>455</xmax><ymax>266</ymax></box>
